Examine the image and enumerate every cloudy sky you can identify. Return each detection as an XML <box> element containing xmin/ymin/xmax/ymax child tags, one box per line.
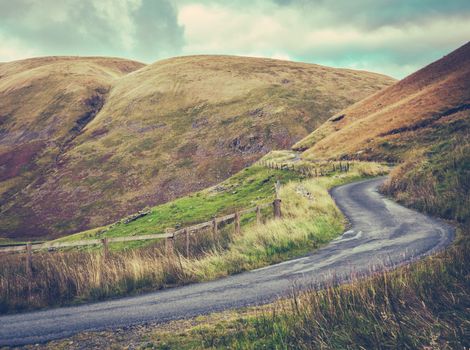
<box><xmin>1</xmin><ymin>0</ymin><xmax>469</xmax><ymax>78</ymax></box>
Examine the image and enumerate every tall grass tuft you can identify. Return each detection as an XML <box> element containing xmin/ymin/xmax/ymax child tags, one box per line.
<box><xmin>381</xmin><ymin>135</ymin><xmax>470</xmax><ymax>223</ymax></box>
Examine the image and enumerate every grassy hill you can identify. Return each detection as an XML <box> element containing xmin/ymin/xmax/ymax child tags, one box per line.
<box><xmin>295</xmin><ymin>42</ymin><xmax>470</xmax><ymax>222</ymax></box>
<box><xmin>0</xmin><ymin>55</ymin><xmax>394</xmax><ymax>240</ymax></box>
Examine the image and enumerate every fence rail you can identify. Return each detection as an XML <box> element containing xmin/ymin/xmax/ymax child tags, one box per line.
<box><xmin>0</xmin><ymin>202</ymin><xmax>275</xmax><ymax>254</ymax></box>
<box><xmin>258</xmin><ymin>159</ymin><xmax>351</xmax><ymax>176</ymax></box>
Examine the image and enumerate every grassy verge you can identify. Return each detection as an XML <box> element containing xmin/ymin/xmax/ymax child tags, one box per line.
<box><xmin>381</xmin><ymin>135</ymin><xmax>470</xmax><ymax>223</ymax></box>
<box><xmin>184</xmin><ymin>237</ymin><xmax>468</xmax><ymax>349</ymax></box>
<box><xmin>31</xmin><ymin>231</ymin><xmax>468</xmax><ymax>350</ymax></box>
<box><xmin>0</xmin><ymin>161</ymin><xmax>387</xmax><ymax>313</ymax></box>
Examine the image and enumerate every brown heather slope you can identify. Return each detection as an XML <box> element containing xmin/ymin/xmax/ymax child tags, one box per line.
<box><xmin>0</xmin><ymin>55</ymin><xmax>394</xmax><ymax>239</ymax></box>
<box><xmin>294</xmin><ymin>42</ymin><xmax>470</xmax><ymax>161</ymax></box>
<box><xmin>295</xmin><ymin>42</ymin><xmax>470</xmax><ymax>222</ymax></box>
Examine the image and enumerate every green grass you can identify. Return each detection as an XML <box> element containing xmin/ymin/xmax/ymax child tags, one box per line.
<box><xmin>56</xmin><ymin>165</ymin><xmax>302</xmax><ymax>248</ymax></box>
<box><xmin>0</xmin><ymin>238</ymin><xmax>20</xmax><ymax>246</ymax></box>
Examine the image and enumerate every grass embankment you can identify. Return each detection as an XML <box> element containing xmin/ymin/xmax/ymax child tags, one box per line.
<box><xmin>0</xmin><ymin>161</ymin><xmax>387</xmax><ymax>313</ymax></box>
<box><xmin>381</xmin><ymin>132</ymin><xmax>470</xmax><ymax>223</ymax></box>
<box><xmin>104</xmin><ymin>237</ymin><xmax>466</xmax><ymax>350</ymax></box>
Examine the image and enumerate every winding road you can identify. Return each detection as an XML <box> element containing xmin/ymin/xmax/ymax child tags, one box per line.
<box><xmin>0</xmin><ymin>177</ymin><xmax>455</xmax><ymax>347</ymax></box>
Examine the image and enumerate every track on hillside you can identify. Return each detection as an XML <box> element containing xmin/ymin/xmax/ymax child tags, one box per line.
<box><xmin>0</xmin><ymin>177</ymin><xmax>455</xmax><ymax>346</ymax></box>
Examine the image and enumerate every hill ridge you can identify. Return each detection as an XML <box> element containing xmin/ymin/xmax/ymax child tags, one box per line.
<box><xmin>0</xmin><ymin>55</ymin><xmax>395</xmax><ymax>239</ymax></box>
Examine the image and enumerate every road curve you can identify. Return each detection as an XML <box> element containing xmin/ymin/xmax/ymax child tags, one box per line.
<box><xmin>0</xmin><ymin>177</ymin><xmax>455</xmax><ymax>346</ymax></box>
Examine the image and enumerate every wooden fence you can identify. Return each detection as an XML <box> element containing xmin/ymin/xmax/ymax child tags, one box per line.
<box><xmin>258</xmin><ymin>159</ymin><xmax>350</xmax><ymax>176</ymax></box>
<box><xmin>0</xmin><ymin>201</ymin><xmax>280</xmax><ymax>260</ymax></box>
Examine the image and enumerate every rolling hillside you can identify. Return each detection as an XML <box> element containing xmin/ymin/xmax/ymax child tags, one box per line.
<box><xmin>0</xmin><ymin>55</ymin><xmax>395</xmax><ymax>239</ymax></box>
<box><xmin>295</xmin><ymin>42</ymin><xmax>470</xmax><ymax>222</ymax></box>
<box><xmin>0</xmin><ymin>57</ymin><xmax>145</xmax><ymax>238</ymax></box>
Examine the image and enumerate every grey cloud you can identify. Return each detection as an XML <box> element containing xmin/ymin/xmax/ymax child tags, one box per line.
<box><xmin>132</xmin><ymin>0</ymin><xmax>185</xmax><ymax>60</ymax></box>
<box><xmin>1</xmin><ymin>0</ymin><xmax>468</xmax><ymax>78</ymax></box>
<box><xmin>0</xmin><ymin>0</ymin><xmax>184</xmax><ymax>62</ymax></box>
<box><xmin>276</xmin><ymin>0</ymin><xmax>470</xmax><ymax>29</ymax></box>
<box><xmin>192</xmin><ymin>0</ymin><xmax>470</xmax><ymax>29</ymax></box>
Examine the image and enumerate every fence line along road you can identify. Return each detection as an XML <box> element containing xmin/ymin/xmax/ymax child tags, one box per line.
<box><xmin>0</xmin><ymin>201</ymin><xmax>277</xmax><ymax>255</ymax></box>
<box><xmin>258</xmin><ymin>159</ymin><xmax>351</xmax><ymax>176</ymax></box>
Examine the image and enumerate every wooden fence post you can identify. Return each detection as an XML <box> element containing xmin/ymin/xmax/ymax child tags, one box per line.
<box><xmin>101</xmin><ymin>238</ymin><xmax>109</xmax><ymax>259</ymax></box>
<box><xmin>256</xmin><ymin>206</ymin><xmax>261</xmax><ymax>225</ymax></box>
<box><xmin>184</xmin><ymin>228</ymin><xmax>190</xmax><ymax>257</ymax></box>
<box><xmin>166</xmin><ymin>237</ymin><xmax>174</xmax><ymax>256</ymax></box>
<box><xmin>234</xmin><ymin>211</ymin><xmax>241</xmax><ymax>234</ymax></box>
<box><xmin>275</xmin><ymin>180</ymin><xmax>281</xmax><ymax>198</ymax></box>
<box><xmin>212</xmin><ymin>218</ymin><xmax>218</xmax><ymax>240</ymax></box>
<box><xmin>25</xmin><ymin>242</ymin><xmax>33</xmax><ymax>297</ymax></box>
<box><xmin>273</xmin><ymin>180</ymin><xmax>282</xmax><ymax>218</ymax></box>
<box><xmin>165</xmin><ymin>229</ymin><xmax>174</xmax><ymax>256</ymax></box>
<box><xmin>273</xmin><ymin>199</ymin><xmax>282</xmax><ymax>218</ymax></box>
<box><xmin>25</xmin><ymin>243</ymin><xmax>33</xmax><ymax>277</ymax></box>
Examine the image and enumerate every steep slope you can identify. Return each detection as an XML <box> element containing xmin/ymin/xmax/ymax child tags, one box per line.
<box><xmin>295</xmin><ymin>42</ymin><xmax>470</xmax><ymax>160</ymax></box>
<box><xmin>0</xmin><ymin>55</ymin><xmax>394</xmax><ymax>239</ymax></box>
<box><xmin>0</xmin><ymin>57</ymin><xmax>145</xmax><ymax>238</ymax></box>
<box><xmin>296</xmin><ymin>42</ymin><xmax>470</xmax><ymax>222</ymax></box>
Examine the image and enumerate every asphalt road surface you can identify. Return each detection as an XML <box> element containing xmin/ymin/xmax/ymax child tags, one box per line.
<box><xmin>0</xmin><ymin>177</ymin><xmax>455</xmax><ymax>346</ymax></box>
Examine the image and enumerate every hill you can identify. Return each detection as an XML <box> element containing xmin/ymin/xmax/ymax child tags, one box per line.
<box><xmin>0</xmin><ymin>57</ymin><xmax>145</xmax><ymax>238</ymax></box>
<box><xmin>295</xmin><ymin>42</ymin><xmax>470</xmax><ymax>222</ymax></box>
<box><xmin>0</xmin><ymin>55</ymin><xmax>395</xmax><ymax>239</ymax></box>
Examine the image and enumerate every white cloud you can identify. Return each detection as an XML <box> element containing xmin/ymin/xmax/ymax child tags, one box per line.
<box><xmin>92</xmin><ymin>0</ymin><xmax>142</xmax><ymax>50</ymax></box>
<box><xmin>0</xmin><ymin>34</ymin><xmax>37</xmax><ymax>62</ymax></box>
<box><xmin>178</xmin><ymin>2</ymin><xmax>470</xmax><ymax>77</ymax></box>
<box><xmin>178</xmin><ymin>3</ymin><xmax>292</xmax><ymax>54</ymax></box>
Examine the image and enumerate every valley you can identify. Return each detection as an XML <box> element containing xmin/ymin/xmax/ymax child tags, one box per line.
<box><xmin>0</xmin><ymin>40</ymin><xmax>468</xmax><ymax>349</ymax></box>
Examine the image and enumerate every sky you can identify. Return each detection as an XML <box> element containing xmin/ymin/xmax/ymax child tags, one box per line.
<box><xmin>0</xmin><ymin>0</ymin><xmax>469</xmax><ymax>78</ymax></box>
